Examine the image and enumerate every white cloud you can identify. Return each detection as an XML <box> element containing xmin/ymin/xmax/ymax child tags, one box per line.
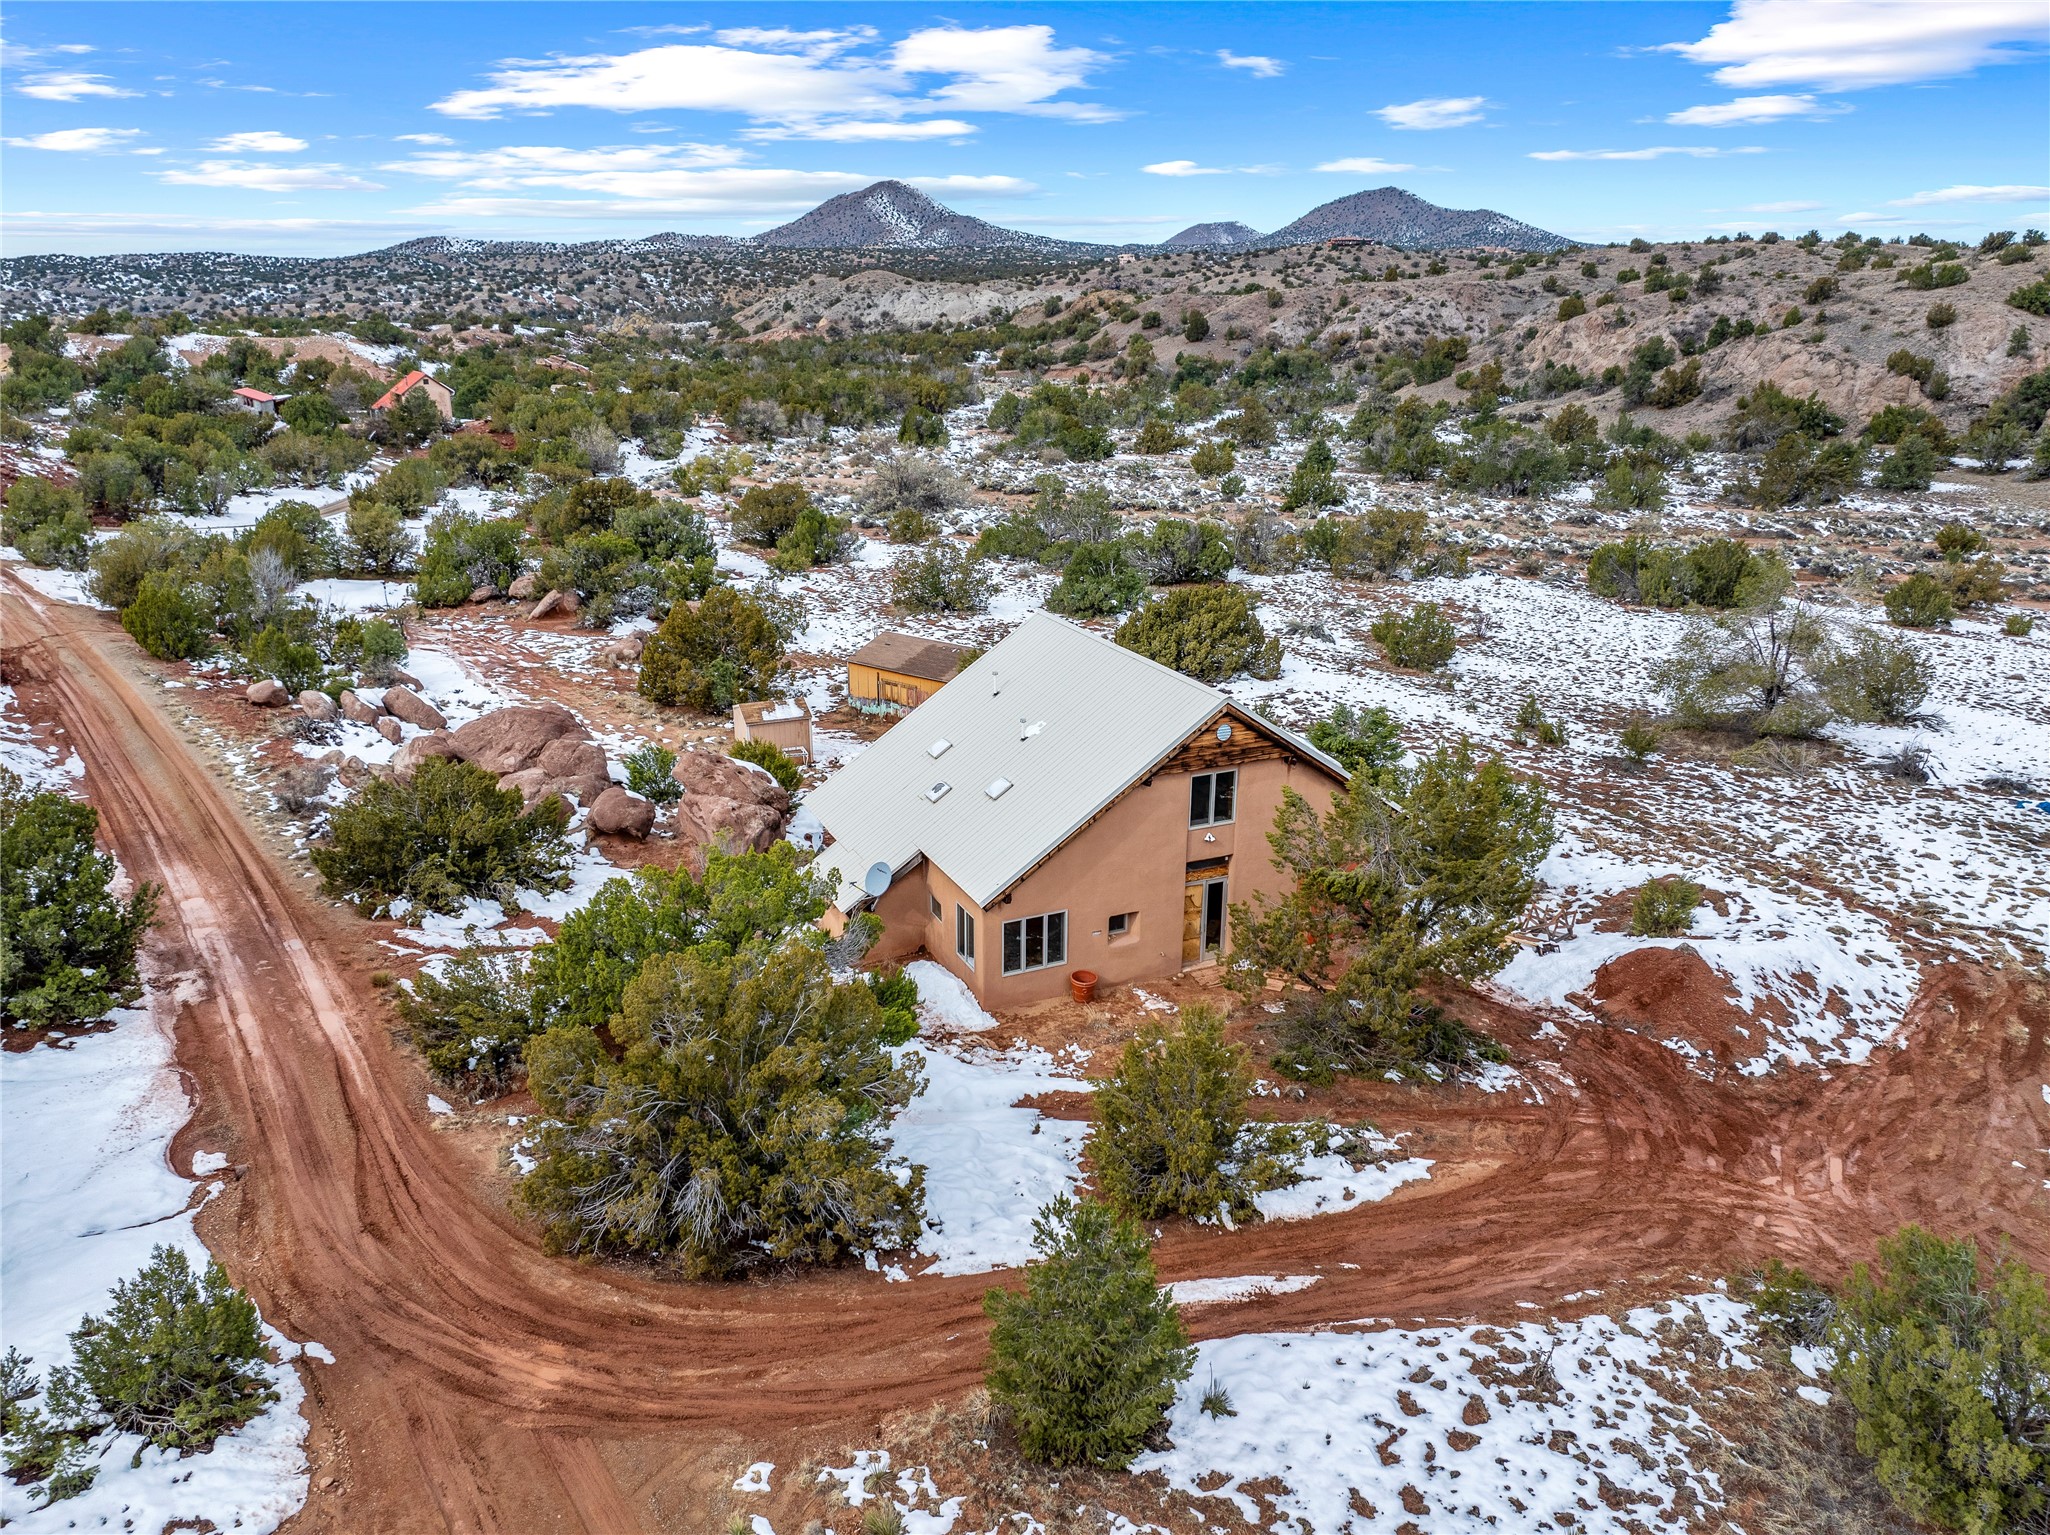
<box><xmin>1740</xmin><ymin>198</ymin><xmax>1824</xmax><ymax>212</ymax></box>
<box><xmin>206</xmin><ymin>130</ymin><xmax>308</xmax><ymax>153</ymax></box>
<box><xmin>713</xmin><ymin>26</ymin><xmax>876</xmax><ymax>59</ymax></box>
<box><xmin>15</xmin><ymin>70</ymin><xmax>139</xmax><ymax>101</ymax></box>
<box><xmin>1664</xmin><ymin>92</ymin><xmax>1846</xmax><ymax>124</ymax></box>
<box><xmin>3</xmin><ymin>127</ymin><xmax>143</xmax><ymax>152</ymax></box>
<box><xmin>399</xmin><ymin>170</ymin><xmax>870</xmax><ymax>219</ymax></box>
<box><xmin>742</xmin><ymin>118</ymin><xmax>975</xmax><ymax>141</ymax></box>
<box><xmin>1316</xmin><ymin>156</ymin><xmax>1418</xmax><ymax>175</ymax></box>
<box><xmin>383</xmin><ymin>141</ymin><xmax>747</xmax><ymax>184</ymax></box>
<box><xmin>394</xmin><ymin>132</ymin><xmax>456</xmax><ymax>145</ymax></box>
<box><xmin>905</xmin><ymin>174</ymin><xmax>1036</xmax><ymax>197</ymax></box>
<box><xmin>1888</xmin><ymin>183</ymin><xmax>2049</xmax><ymax>207</ymax></box>
<box><xmin>1374</xmin><ymin>95</ymin><xmax>1487</xmax><ymax>130</ymax></box>
<box><xmin>428</xmin><ymin>23</ymin><xmax>1117</xmax><ymax>129</ymax></box>
<box><xmin>1143</xmin><ymin>159</ymin><xmax>1230</xmax><ymax>177</ymax></box>
<box><xmin>1217</xmin><ymin>50</ymin><xmax>1286</xmax><ymax>78</ymax></box>
<box><xmin>1660</xmin><ymin>0</ymin><xmax>2047</xmax><ymax>91</ymax></box>
<box><xmin>157</xmin><ymin>160</ymin><xmax>382</xmax><ymax>192</ymax></box>
<box><xmin>1530</xmin><ymin>144</ymin><xmax>1768</xmax><ymax>161</ymax></box>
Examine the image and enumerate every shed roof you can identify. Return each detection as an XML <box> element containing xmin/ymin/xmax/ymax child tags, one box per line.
<box><xmin>807</xmin><ymin>613</ymin><xmax>1345</xmax><ymax>913</ymax></box>
<box><xmin>369</xmin><ymin>370</ymin><xmax>447</xmax><ymax>410</ymax></box>
<box><xmin>231</xmin><ymin>386</ymin><xmax>283</xmax><ymax>402</ymax></box>
<box><xmin>846</xmin><ymin>631</ymin><xmax>974</xmax><ymax>683</ymax></box>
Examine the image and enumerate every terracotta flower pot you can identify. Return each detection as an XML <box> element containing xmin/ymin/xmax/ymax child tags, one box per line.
<box><xmin>1069</xmin><ymin>970</ymin><xmax>1099</xmax><ymax>1003</ymax></box>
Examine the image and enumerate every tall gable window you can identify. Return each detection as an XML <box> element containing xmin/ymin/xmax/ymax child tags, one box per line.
<box><xmin>1189</xmin><ymin>769</ymin><xmax>1237</xmax><ymax>827</ymax></box>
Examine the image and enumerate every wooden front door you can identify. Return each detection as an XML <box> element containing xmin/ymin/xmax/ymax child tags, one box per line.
<box><xmin>1183</xmin><ymin>873</ymin><xmax>1227</xmax><ymax>965</ymax></box>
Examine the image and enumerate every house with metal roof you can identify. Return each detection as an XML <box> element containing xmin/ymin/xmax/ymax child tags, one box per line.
<box><xmin>370</xmin><ymin>370</ymin><xmax>455</xmax><ymax>420</ymax></box>
<box><xmin>808</xmin><ymin>614</ymin><xmax>1349</xmax><ymax>1007</ymax></box>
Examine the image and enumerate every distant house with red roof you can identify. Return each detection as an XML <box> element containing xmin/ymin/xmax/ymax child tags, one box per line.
<box><xmin>370</xmin><ymin>370</ymin><xmax>454</xmax><ymax>420</ymax></box>
<box><xmin>230</xmin><ymin>386</ymin><xmax>285</xmax><ymax>417</ymax></box>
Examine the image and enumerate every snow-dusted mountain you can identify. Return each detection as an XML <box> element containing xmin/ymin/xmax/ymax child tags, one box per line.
<box><xmin>1159</xmin><ymin>221</ymin><xmax>1265</xmax><ymax>249</ymax></box>
<box><xmin>752</xmin><ymin>181</ymin><xmax>1079</xmax><ymax>252</ymax></box>
<box><xmin>1259</xmin><ymin>186</ymin><xmax>1574</xmax><ymax>252</ymax></box>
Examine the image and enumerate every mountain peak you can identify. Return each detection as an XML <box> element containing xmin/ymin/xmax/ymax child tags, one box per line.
<box><xmin>753</xmin><ymin>180</ymin><xmax>1069</xmax><ymax>252</ymax></box>
<box><xmin>1160</xmin><ymin>221</ymin><xmax>1264</xmax><ymax>249</ymax></box>
<box><xmin>1261</xmin><ymin>185</ymin><xmax>1572</xmax><ymax>253</ymax></box>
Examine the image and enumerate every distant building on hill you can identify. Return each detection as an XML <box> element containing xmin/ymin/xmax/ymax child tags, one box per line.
<box><xmin>370</xmin><ymin>370</ymin><xmax>454</xmax><ymax>420</ymax></box>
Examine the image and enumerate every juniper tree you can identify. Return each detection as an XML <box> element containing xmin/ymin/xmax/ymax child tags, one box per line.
<box><xmin>983</xmin><ymin>1197</ymin><xmax>1194</xmax><ymax>1466</ymax></box>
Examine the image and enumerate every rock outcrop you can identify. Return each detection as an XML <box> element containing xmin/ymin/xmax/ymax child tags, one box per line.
<box><xmin>296</xmin><ymin>689</ymin><xmax>339</xmax><ymax>722</ymax></box>
<box><xmin>380</xmin><ymin>685</ymin><xmax>447</xmax><ymax>732</ymax></box>
<box><xmin>338</xmin><ymin>689</ymin><xmax>384</xmax><ymax>725</ymax></box>
<box><xmin>672</xmin><ymin>750</ymin><xmax>789</xmax><ymax>853</ymax></box>
<box><xmin>246</xmin><ymin>680</ymin><xmax>288</xmax><ymax>707</ymax></box>
<box><xmin>446</xmin><ymin>703</ymin><xmax>585</xmax><ymax>775</ymax></box>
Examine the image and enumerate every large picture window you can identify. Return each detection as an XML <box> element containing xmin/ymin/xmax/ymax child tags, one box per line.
<box><xmin>1189</xmin><ymin>769</ymin><xmax>1237</xmax><ymax>827</ymax></box>
<box><xmin>1001</xmin><ymin>911</ymin><xmax>1067</xmax><ymax>975</ymax></box>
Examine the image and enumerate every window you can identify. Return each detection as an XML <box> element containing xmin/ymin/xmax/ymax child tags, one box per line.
<box><xmin>1189</xmin><ymin>769</ymin><xmax>1237</xmax><ymax>827</ymax></box>
<box><xmin>955</xmin><ymin>904</ymin><xmax>975</xmax><ymax>967</ymax></box>
<box><xmin>1001</xmin><ymin>911</ymin><xmax>1068</xmax><ymax>975</ymax></box>
<box><xmin>1107</xmin><ymin>911</ymin><xmax>1137</xmax><ymax>942</ymax></box>
<box><xmin>930</xmin><ymin>893</ymin><xmax>942</xmax><ymax>920</ymax></box>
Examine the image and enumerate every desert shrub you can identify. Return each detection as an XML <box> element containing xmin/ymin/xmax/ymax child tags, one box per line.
<box><xmin>1370</xmin><ymin>602</ymin><xmax>1457</xmax><ymax>671</ymax></box>
<box><xmin>1047</xmin><ymin>542</ymin><xmax>1146</xmax><ymax>618</ymax></box>
<box><xmin>2</xmin><ymin>476</ymin><xmax>90</xmax><ymax>570</ymax></box>
<box><xmin>527</xmin><ymin>849</ymin><xmax>828</xmax><ymax>1033</ymax></box>
<box><xmin>614</xmin><ymin>499</ymin><xmax>715</xmax><ymax>564</ymax></box>
<box><xmin>2009</xmin><ymin>277</ymin><xmax>2050</xmax><ymax>317</ymax></box>
<box><xmin>1115</xmin><ymin>584</ymin><xmax>1279</xmax><ymax>683</ymax></box>
<box><xmin>1830</xmin><ymin>1227</ymin><xmax>2049</xmax><ymax>1535</ymax></box>
<box><xmin>1557</xmin><ymin>294</ymin><xmax>1587</xmax><ymax>320</ymax></box>
<box><xmin>729</xmin><ymin>481</ymin><xmax>811</xmax><ymax>547</ymax></box>
<box><xmin>1729</xmin><ymin>433</ymin><xmax>1865</xmax><ymax>509</ymax></box>
<box><xmin>243</xmin><ymin>619</ymin><xmax>323</xmax><ymax>692</ymax></box>
<box><xmin>121</xmin><ymin>571</ymin><xmax>214</xmax><ymax>660</ymax></box>
<box><xmin>7</xmin><ymin>1245</ymin><xmax>273</xmax><ymax>1495</ymax></box>
<box><xmin>395</xmin><ymin>945</ymin><xmax>537</xmax><ymax>1095</ymax></box>
<box><xmin>1823</xmin><ymin>628</ymin><xmax>1931</xmax><ymax>723</ymax></box>
<box><xmin>1965</xmin><ymin>418</ymin><xmax>2030</xmax><ymax>474</ymax></box>
<box><xmin>341</xmin><ymin>500</ymin><xmax>414</xmax><ymax>577</ymax></box>
<box><xmin>1657</xmin><ymin>597</ymin><xmax>1835</xmax><ymax>737</ymax></box>
<box><xmin>537</xmin><ymin>530</ymin><xmax>656</xmax><ymax>626</ymax></box>
<box><xmin>520</xmin><ymin>936</ymin><xmax>925</xmax><ymax>1274</ymax></box>
<box><xmin>414</xmin><ymin>512</ymin><xmax>525</xmax><ymax>608</ymax></box>
<box><xmin>1647</xmin><ymin>358</ymin><xmax>1703</xmax><ymax>409</ymax></box>
<box><xmin>1727</xmin><ymin>382</ymin><xmax>1844</xmax><ymax>449</ymax></box>
<box><xmin>1593</xmin><ymin>452</ymin><xmax>1668</xmax><ymax>512</ymax></box>
<box><xmin>672</xmin><ymin>447</ymin><xmax>754</xmax><ymax>497</ymax></box>
<box><xmin>730</xmin><ymin>736</ymin><xmax>800</xmax><ymax>791</ymax></box>
<box><xmin>771</xmin><ymin>505</ymin><xmax>857</xmax><ymax>572</ymax></box>
<box><xmin>622</xmin><ymin>741</ymin><xmax>683</xmax><ymax>804</ymax></box>
<box><xmin>1925</xmin><ymin>302</ymin><xmax>1958</xmax><ymax>330</ymax></box>
<box><xmin>1183</xmin><ymin>309</ymin><xmax>1210</xmax><ymax>341</ymax></box>
<box><xmin>898</xmin><ymin>403</ymin><xmax>948</xmax><ymax>446</ymax></box>
<box><xmin>330</xmin><ymin>615</ymin><xmax>407</xmax><ymax>684</ymax></box>
<box><xmin>1305</xmin><ymin>701</ymin><xmax>1403</xmax><ymax>781</ymax></box>
<box><xmin>866</xmin><ymin>964</ymin><xmax>920</xmax><ymax>1046</ymax></box>
<box><xmin>1629</xmin><ymin>878</ymin><xmax>1702</xmax><ymax>936</ymax></box>
<box><xmin>1281</xmin><ymin>438</ymin><xmax>1344</xmax><ymax>511</ymax></box>
<box><xmin>1900</xmin><ymin>260</ymin><xmax>1968</xmax><ymax>291</ymax></box>
<box><xmin>1866</xmin><ymin>402</ymin><xmax>1949</xmax><ymax>447</ymax></box>
<box><xmin>0</xmin><ymin>775</ymin><xmax>159</xmax><ymax>1028</ymax></box>
<box><xmin>1876</xmin><ymin>434</ymin><xmax>1942</xmax><ymax>491</ymax></box>
<box><xmin>1884</xmin><ymin>573</ymin><xmax>1956</xmax><ymax>629</ymax></box>
<box><xmin>1188</xmin><ymin>438</ymin><xmax>1235</xmax><ymax>477</ymax></box>
<box><xmin>1618</xmin><ymin>717</ymin><xmax>1664</xmax><ymax>762</ymax></box>
<box><xmin>242</xmin><ymin>500</ymin><xmax>338</xmax><ymax>582</ymax></box>
<box><xmin>982</xmin><ymin>1197</ymin><xmax>1193</xmax><ymax>1467</ymax></box>
<box><xmin>1092</xmin><ymin>1006</ymin><xmax>1316</xmax><ymax>1223</ymax></box>
<box><xmin>1124</xmin><ymin>518</ymin><xmax>1233</xmax><ymax>586</ymax></box>
<box><xmin>1512</xmin><ymin>694</ymin><xmax>1567</xmax><ymax>746</ymax></box>
<box><xmin>890</xmin><ymin>543</ymin><xmax>990</xmax><ymax>614</ymax></box>
<box><xmin>1133</xmin><ymin>417</ymin><xmax>1184</xmax><ymax>454</ymax></box>
<box><xmin>637</xmin><ymin>584</ymin><xmax>785</xmax><ymax>711</ymax></box>
<box><xmin>1228</xmin><ymin>740</ymin><xmax>1548</xmax><ymax>1081</ymax></box>
<box><xmin>859</xmin><ymin>454</ymin><xmax>964</xmax><ymax>526</ymax></box>
<box><xmin>1935</xmin><ymin>522</ymin><xmax>1990</xmax><ymax>562</ymax></box>
<box><xmin>311</xmin><ymin>756</ymin><xmax>573</xmax><ymax>917</ymax></box>
<box><xmin>1804</xmin><ymin>275</ymin><xmax>1840</xmax><ymax>305</ymax></box>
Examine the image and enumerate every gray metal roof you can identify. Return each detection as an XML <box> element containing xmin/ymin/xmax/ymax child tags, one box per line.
<box><xmin>807</xmin><ymin>613</ymin><xmax>1344</xmax><ymax>913</ymax></box>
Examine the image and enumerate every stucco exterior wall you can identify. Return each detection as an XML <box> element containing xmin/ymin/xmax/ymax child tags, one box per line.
<box><xmin>910</xmin><ymin>750</ymin><xmax>1345</xmax><ymax>1009</ymax></box>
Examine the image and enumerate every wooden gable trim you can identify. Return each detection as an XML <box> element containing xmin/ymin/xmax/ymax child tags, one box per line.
<box><xmin>984</xmin><ymin>705</ymin><xmax>1346</xmax><ymax>908</ymax></box>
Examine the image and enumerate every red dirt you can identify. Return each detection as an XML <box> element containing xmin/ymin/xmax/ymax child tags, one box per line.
<box><xmin>1587</xmin><ymin>944</ymin><xmax>1767</xmax><ymax>1065</ymax></box>
<box><xmin>6</xmin><ymin>571</ymin><xmax>2047</xmax><ymax>1534</ymax></box>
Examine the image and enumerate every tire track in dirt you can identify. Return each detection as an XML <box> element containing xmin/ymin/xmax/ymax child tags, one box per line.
<box><xmin>7</xmin><ymin>572</ymin><xmax>2045</xmax><ymax>1533</ymax></box>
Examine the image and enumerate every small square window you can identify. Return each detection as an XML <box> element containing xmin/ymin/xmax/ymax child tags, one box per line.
<box><xmin>1108</xmin><ymin>912</ymin><xmax>1132</xmax><ymax>937</ymax></box>
<box><xmin>930</xmin><ymin>893</ymin><xmax>942</xmax><ymax>920</ymax></box>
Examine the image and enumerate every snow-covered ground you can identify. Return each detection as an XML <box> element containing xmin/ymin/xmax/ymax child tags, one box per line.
<box><xmin>1136</xmin><ymin>1292</ymin><xmax>1759</xmax><ymax>1535</ymax></box>
<box><xmin>0</xmin><ymin>687</ymin><xmax>313</xmax><ymax>1532</ymax></box>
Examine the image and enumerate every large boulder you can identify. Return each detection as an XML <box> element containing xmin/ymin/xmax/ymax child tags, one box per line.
<box><xmin>468</xmin><ymin>583</ymin><xmax>500</xmax><ymax>604</ymax></box>
<box><xmin>672</xmin><ymin>750</ymin><xmax>790</xmax><ymax>854</ymax></box>
<box><xmin>588</xmin><ymin>787</ymin><xmax>655</xmax><ymax>840</ymax></box>
<box><xmin>547</xmin><ymin>773</ymin><xmax>612</xmax><ymax>808</ymax></box>
<box><xmin>446</xmin><ymin>703</ymin><xmax>587</xmax><ymax>776</ymax></box>
<box><xmin>296</xmin><ymin>689</ymin><xmax>339</xmax><ymax>723</ymax></box>
<box><xmin>599</xmin><ymin>636</ymin><xmax>644</xmax><ymax>669</ymax></box>
<box><xmin>496</xmin><ymin>768</ymin><xmax>550</xmax><ymax>806</ymax></box>
<box><xmin>381</xmin><ymin>684</ymin><xmax>447</xmax><ymax>732</ymax></box>
<box><xmin>535</xmin><ymin>736</ymin><xmax>609</xmax><ymax>782</ymax></box>
<box><xmin>336</xmin><ymin>755</ymin><xmax>375</xmax><ymax>789</ymax></box>
<box><xmin>375</xmin><ymin>716</ymin><xmax>404</xmax><ymax>745</ymax></box>
<box><xmin>246</xmin><ymin>680</ymin><xmax>288</xmax><ymax>707</ymax></box>
<box><xmin>392</xmin><ymin>730</ymin><xmax>458</xmax><ymax>780</ymax></box>
<box><xmin>507</xmin><ymin>572</ymin><xmax>538</xmax><ymax>600</ymax></box>
<box><xmin>338</xmin><ymin>689</ymin><xmax>384</xmax><ymax>725</ymax></box>
<box><xmin>529</xmin><ymin>588</ymin><xmax>578</xmax><ymax>621</ymax></box>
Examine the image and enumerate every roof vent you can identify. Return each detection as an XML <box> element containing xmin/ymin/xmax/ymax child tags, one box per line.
<box><xmin>925</xmin><ymin>781</ymin><xmax>952</xmax><ymax>803</ymax></box>
<box><xmin>928</xmin><ymin>737</ymin><xmax>952</xmax><ymax>758</ymax></box>
<box><xmin>1019</xmin><ymin>719</ymin><xmax>1046</xmax><ymax>740</ymax></box>
<box><xmin>985</xmin><ymin>777</ymin><xmax>1013</xmax><ymax>800</ymax></box>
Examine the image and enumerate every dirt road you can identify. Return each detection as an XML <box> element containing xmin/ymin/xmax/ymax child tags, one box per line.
<box><xmin>6</xmin><ymin>573</ymin><xmax>2045</xmax><ymax>1533</ymax></box>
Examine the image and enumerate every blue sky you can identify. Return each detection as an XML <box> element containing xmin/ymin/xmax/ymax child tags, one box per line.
<box><xmin>3</xmin><ymin>1</ymin><xmax>2045</xmax><ymax>256</ymax></box>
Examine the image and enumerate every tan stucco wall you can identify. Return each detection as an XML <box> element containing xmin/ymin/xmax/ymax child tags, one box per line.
<box><xmin>908</xmin><ymin>752</ymin><xmax>1344</xmax><ymax>1010</ymax></box>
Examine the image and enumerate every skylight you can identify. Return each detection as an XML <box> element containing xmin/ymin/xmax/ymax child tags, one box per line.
<box><xmin>928</xmin><ymin>738</ymin><xmax>952</xmax><ymax>758</ymax></box>
<box><xmin>925</xmin><ymin>781</ymin><xmax>952</xmax><ymax>802</ymax></box>
<box><xmin>985</xmin><ymin>777</ymin><xmax>1013</xmax><ymax>799</ymax></box>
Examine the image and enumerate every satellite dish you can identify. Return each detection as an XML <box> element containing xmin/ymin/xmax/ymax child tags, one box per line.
<box><xmin>862</xmin><ymin>861</ymin><xmax>894</xmax><ymax>898</ymax></box>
